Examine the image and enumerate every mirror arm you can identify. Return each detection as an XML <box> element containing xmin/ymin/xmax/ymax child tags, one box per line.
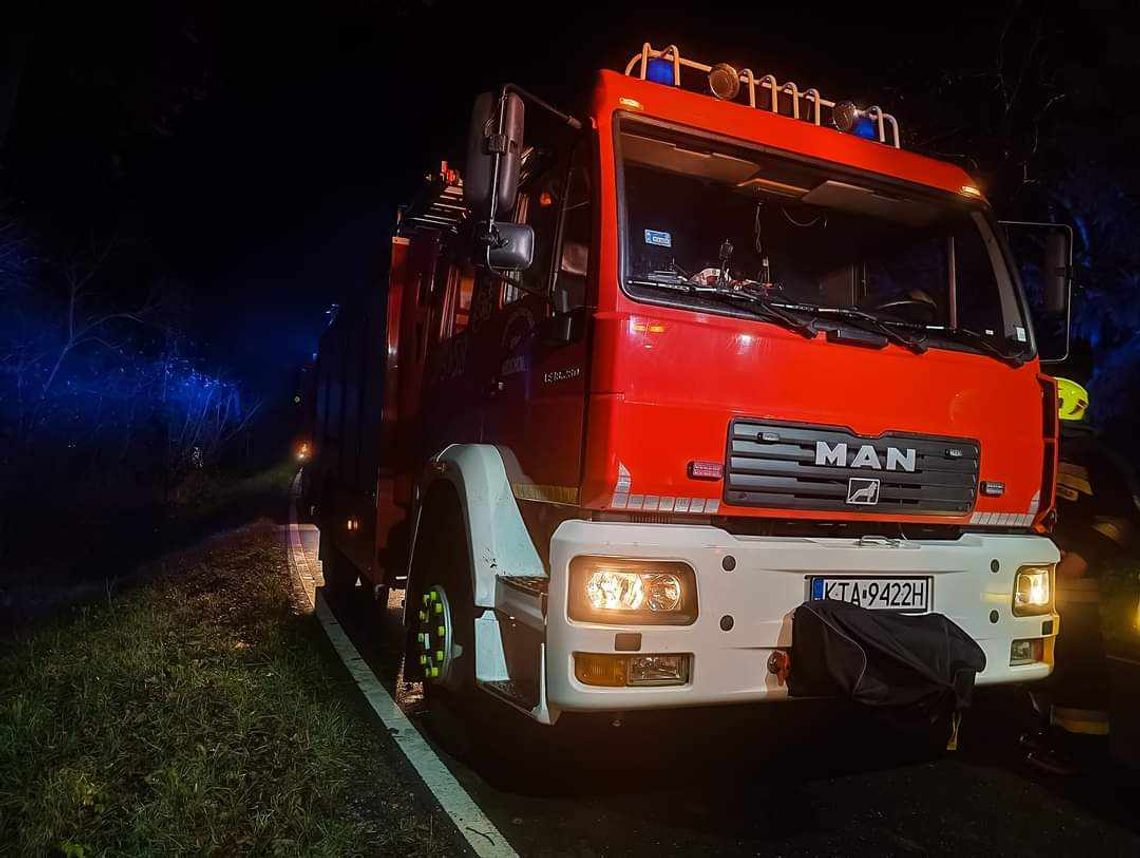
<box><xmin>483</xmin><ymin>91</ymin><xmax>509</xmax><ymax>232</ymax></box>
<box><xmin>501</xmin><ymin>83</ymin><xmax>583</xmax><ymax>132</ymax></box>
<box><xmin>478</xmin><ymin>265</ymin><xmax>548</xmax><ymax>300</ymax></box>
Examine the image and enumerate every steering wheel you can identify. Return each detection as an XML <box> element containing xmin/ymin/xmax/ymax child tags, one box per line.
<box><xmin>873</xmin><ymin>297</ymin><xmax>938</xmax><ymax>325</ymax></box>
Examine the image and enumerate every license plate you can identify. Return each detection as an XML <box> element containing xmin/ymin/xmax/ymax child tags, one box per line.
<box><xmin>809</xmin><ymin>576</ymin><xmax>931</xmax><ymax>612</ymax></box>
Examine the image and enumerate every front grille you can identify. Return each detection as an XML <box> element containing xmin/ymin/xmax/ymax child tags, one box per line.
<box><xmin>725</xmin><ymin>419</ymin><xmax>979</xmax><ymax>515</ymax></box>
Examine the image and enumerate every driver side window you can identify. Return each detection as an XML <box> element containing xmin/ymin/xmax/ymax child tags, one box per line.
<box><xmin>552</xmin><ymin>147</ymin><xmax>592</xmax><ymax>313</ymax></box>
<box><xmin>504</xmin><ymin>168</ymin><xmax>564</xmax><ymax>306</ymax></box>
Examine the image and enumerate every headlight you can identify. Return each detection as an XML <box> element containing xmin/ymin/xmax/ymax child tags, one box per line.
<box><xmin>569</xmin><ymin>557</ymin><xmax>697</xmax><ymax>625</ymax></box>
<box><xmin>1013</xmin><ymin>565</ymin><xmax>1053</xmax><ymax>616</ymax></box>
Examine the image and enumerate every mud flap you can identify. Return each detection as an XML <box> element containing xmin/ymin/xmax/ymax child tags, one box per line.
<box><xmin>787</xmin><ymin>599</ymin><xmax>987</xmax><ymax>726</ymax></box>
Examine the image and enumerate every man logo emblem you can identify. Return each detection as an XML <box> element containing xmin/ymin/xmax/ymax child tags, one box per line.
<box><xmin>846</xmin><ymin>477</ymin><xmax>881</xmax><ymax>505</ymax></box>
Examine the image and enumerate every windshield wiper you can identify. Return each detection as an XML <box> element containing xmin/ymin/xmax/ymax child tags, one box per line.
<box><xmin>688</xmin><ymin>285</ymin><xmax>818</xmax><ymax>339</ymax></box>
<box><xmin>777</xmin><ymin>303</ymin><xmax>928</xmax><ymax>354</ymax></box>
<box><xmin>628</xmin><ymin>275</ymin><xmax>816</xmax><ymax>337</ymax></box>
<box><xmin>629</xmin><ymin>274</ymin><xmax>690</xmax><ymax>291</ymax></box>
<box><xmin>925</xmin><ymin>326</ymin><xmax>1029</xmax><ymax>368</ymax></box>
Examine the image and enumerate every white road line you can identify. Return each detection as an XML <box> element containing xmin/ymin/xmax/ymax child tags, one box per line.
<box><xmin>285</xmin><ymin>475</ymin><xmax>517</xmax><ymax>858</ymax></box>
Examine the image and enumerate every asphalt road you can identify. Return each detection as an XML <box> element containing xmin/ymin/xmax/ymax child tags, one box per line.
<box><xmin>299</xmin><ymin>529</ymin><xmax>1140</xmax><ymax>857</ymax></box>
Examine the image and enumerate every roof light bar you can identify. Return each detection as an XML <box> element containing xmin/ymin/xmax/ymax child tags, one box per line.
<box><xmin>623</xmin><ymin>42</ymin><xmax>901</xmax><ymax>149</ymax></box>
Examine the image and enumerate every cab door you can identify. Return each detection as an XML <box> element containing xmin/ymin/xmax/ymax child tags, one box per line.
<box><xmin>478</xmin><ymin>145</ymin><xmax>593</xmax><ymax>504</ymax></box>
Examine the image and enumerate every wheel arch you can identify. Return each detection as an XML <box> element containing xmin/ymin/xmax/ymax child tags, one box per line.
<box><xmin>406</xmin><ymin>444</ymin><xmax>544</xmax><ymax>612</ymax></box>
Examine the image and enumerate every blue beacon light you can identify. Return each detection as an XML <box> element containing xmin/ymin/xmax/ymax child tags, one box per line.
<box><xmin>852</xmin><ymin>116</ymin><xmax>878</xmax><ymax>140</ymax></box>
<box><xmin>646</xmin><ymin>57</ymin><xmax>677</xmax><ymax>86</ymax></box>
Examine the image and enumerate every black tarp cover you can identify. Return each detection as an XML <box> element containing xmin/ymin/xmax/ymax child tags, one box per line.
<box><xmin>787</xmin><ymin>599</ymin><xmax>987</xmax><ymax>721</ymax></box>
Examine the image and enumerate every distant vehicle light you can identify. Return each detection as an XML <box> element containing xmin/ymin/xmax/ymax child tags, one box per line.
<box><xmin>646</xmin><ymin>57</ymin><xmax>676</xmax><ymax>86</ymax></box>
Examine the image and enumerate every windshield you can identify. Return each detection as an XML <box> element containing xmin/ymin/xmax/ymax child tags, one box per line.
<box><xmin>618</xmin><ymin>123</ymin><xmax>1030</xmax><ymax>355</ymax></box>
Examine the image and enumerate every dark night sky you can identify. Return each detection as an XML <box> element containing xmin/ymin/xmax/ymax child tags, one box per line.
<box><xmin>3</xmin><ymin>0</ymin><xmax>1137</xmax><ymax>394</ymax></box>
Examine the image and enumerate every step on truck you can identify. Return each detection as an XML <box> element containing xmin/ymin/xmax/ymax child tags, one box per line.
<box><xmin>308</xmin><ymin>43</ymin><xmax>1073</xmax><ymax>724</ymax></box>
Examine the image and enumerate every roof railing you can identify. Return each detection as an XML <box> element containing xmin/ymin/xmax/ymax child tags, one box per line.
<box><xmin>623</xmin><ymin>42</ymin><xmax>901</xmax><ymax>149</ymax></box>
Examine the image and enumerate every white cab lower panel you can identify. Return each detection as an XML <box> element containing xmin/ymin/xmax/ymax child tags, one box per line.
<box><xmin>544</xmin><ymin>520</ymin><xmax>1059</xmax><ymax>712</ymax></box>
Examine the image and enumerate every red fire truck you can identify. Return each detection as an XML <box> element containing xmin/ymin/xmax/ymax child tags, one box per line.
<box><xmin>309</xmin><ymin>43</ymin><xmax>1072</xmax><ymax>724</ymax></box>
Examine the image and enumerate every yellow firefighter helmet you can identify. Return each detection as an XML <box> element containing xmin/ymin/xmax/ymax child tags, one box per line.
<box><xmin>1056</xmin><ymin>377</ymin><xmax>1090</xmax><ymax>422</ymax></box>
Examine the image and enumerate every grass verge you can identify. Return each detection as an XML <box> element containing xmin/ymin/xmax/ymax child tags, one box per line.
<box><xmin>0</xmin><ymin>521</ymin><xmax>442</xmax><ymax>856</ymax></box>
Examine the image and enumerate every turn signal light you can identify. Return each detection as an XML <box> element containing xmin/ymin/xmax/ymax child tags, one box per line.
<box><xmin>574</xmin><ymin>653</ymin><xmax>628</xmax><ymax>687</ymax></box>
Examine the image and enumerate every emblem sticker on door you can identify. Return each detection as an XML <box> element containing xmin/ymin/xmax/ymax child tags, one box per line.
<box><xmin>846</xmin><ymin>477</ymin><xmax>881</xmax><ymax>505</ymax></box>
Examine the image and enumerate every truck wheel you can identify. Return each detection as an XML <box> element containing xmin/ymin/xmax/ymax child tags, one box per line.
<box><xmin>407</xmin><ymin>497</ymin><xmax>475</xmax><ymax>702</ymax></box>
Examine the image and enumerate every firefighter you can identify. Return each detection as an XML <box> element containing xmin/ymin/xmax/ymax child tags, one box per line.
<box><xmin>1024</xmin><ymin>377</ymin><xmax>1140</xmax><ymax>775</ymax></box>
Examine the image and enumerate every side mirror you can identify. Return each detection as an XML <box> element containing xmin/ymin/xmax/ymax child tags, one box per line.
<box><xmin>1043</xmin><ymin>231</ymin><xmax>1070</xmax><ymax>315</ymax></box>
<box><xmin>486</xmin><ymin>222</ymin><xmax>534</xmax><ymax>271</ymax></box>
<box><xmin>464</xmin><ymin>91</ymin><xmax>525</xmax><ymax>220</ymax></box>
<box><xmin>1001</xmin><ymin>221</ymin><xmax>1073</xmax><ymax>364</ymax></box>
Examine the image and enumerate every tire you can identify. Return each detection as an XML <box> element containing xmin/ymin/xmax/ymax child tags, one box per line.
<box><xmin>406</xmin><ymin>491</ymin><xmax>476</xmax><ymax>701</ymax></box>
<box><xmin>404</xmin><ymin>490</ymin><xmax>486</xmax><ymax>761</ymax></box>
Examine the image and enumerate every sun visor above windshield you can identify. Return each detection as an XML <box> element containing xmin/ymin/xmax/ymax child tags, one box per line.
<box><xmin>622</xmin><ymin>133</ymin><xmax>759</xmax><ymax>184</ymax></box>
<box><xmin>801</xmin><ymin>181</ymin><xmax>941</xmax><ymax>226</ymax></box>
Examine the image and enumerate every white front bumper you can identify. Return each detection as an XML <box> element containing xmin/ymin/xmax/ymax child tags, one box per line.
<box><xmin>546</xmin><ymin>520</ymin><xmax>1059</xmax><ymax>712</ymax></box>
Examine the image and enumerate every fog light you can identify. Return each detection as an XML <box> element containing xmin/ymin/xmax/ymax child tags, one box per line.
<box><xmin>574</xmin><ymin>653</ymin><xmax>627</xmax><ymax>687</ymax></box>
<box><xmin>628</xmin><ymin>654</ymin><xmax>690</xmax><ymax>686</ymax></box>
<box><xmin>1010</xmin><ymin>638</ymin><xmax>1044</xmax><ymax>666</ymax></box>
<box><xmin>1013</xmin><ymin>565</ymin><xmax>1053</xmax><ymax>616</ymax></box>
